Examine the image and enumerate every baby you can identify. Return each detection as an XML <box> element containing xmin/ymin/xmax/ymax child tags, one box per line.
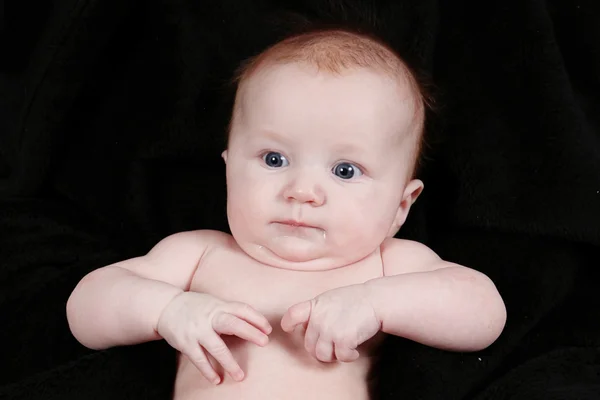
<box><xmin>67</xmin><ymin>29</ymin><xmax>506</xmax><ymax>400</ymax></box>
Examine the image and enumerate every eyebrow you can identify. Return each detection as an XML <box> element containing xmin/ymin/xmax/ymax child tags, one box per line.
<box><xmin>251</xmin><ymin>129</ymin><xmax>293</xmax><ymax>146</ymax></box>
<box><xmin>331</xmin><ymin>141</ymin><xmax>369</xmax><ymax>158</ymax></box>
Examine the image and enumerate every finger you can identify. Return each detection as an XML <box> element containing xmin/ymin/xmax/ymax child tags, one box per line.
<box><xmin>213</xmin><ymin>313</ymin><xmax>269</xmax><ymax>347</ymax></box>
<box><xmin>201</xmin><ymin>334</ymin><xmax>245</xmax><ymax>382</ymax></box>
<box><xmin>334</xmin><ymin>343</ymin><xmax>360</xmax><ymax>363</ymax></box>
<box><xmin>187</xmin><ymin>345</ymin><xmax>221</xmax><ymax>385</ymax></box>
<box><xmin>229</xmin><ymin>302</ymin><xmax>272</xmax><ymax>335</ymax></box>
<box><xmin>281</xmin><ymin>301</ymin><xmax>312</xmax><ymax>333</ymax></box>
<box><xmin>315</xmin><ymin>336</ymin><xmax>335</xmax><ymax>362</ymax></box>
<box><xmin>304</xmin><ymin>323</ymin><xmax>319</xmax><ymax>358</ymax></box>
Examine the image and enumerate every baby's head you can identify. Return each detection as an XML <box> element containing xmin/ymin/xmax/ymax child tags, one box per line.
<box><xmin>222</xmin><ymin>29</ymin><xmax>430</xmax><ymax>270</ymax></box>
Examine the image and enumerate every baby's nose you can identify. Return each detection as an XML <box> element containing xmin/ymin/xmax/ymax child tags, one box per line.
<box><xmin>283</xmin><ymin>173</ymin><xmax>325</xmax><ymax>206</ymax></box>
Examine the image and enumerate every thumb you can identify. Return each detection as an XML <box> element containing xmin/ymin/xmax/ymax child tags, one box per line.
<box><xmin>281</xmin><ymin>301</ymin><xmax>312</xmax><ymax>333</ymax></box>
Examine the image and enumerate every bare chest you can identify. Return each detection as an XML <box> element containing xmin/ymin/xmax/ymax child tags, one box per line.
<box><xmin>175</xmin><ymin>246</ymin><xmax>384</xmax><ymax>399</ymax></box>
<box><xmin>189</xmin><ymin>246</ymin><xmax>383</xmax><ymax>321</ymax></box>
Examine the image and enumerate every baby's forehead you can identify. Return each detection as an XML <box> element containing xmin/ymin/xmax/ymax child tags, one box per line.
<box><xmin>239</xmin><ymin>69</ymin><xmax>416</xmax><ymax>148</ymax></box>
<box><xmin>239</xmin><ymin>62</ymin><xmax>421</xmax><ymax>133</ymax></box>
<box><xmin>240</xmin><ymin>61</ymin><xmax>419</xmax><ymax>117</ymax></box>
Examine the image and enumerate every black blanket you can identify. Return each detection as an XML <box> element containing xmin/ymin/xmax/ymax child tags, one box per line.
<box><xmin>1</xmin><ymin>0</ymin><xmax>599</xmax><ymax>399</ymax></box>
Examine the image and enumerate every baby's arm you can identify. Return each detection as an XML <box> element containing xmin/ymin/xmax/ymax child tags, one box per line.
<box><xmin>367</xmin><ymin>239</ymin><xmax>507</xmax><ymax>352</ymax></box>
<box><xmin>66</xmin><ymin>230</ymin><xmax>223</xmax><ymax>350</ymax></box>
<box><xmin>68</xmin><ymin>230</ymin><xmax>271</xmax><ymax>383</ymax></box>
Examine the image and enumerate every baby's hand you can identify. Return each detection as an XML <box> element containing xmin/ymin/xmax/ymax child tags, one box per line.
<box><xmin>281</xmin><ymin>284</ymin><xmax>381</xmax><ymax>363</ymax></box>
<box><xmin>157</xmin><ymin>292</ymin><xmax>272</xmax><ymax>384</ymax></box>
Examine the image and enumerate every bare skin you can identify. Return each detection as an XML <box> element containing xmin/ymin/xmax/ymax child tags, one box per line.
<box><xmin>66</xmin><ymin>63</ymin><xmax>506</xmax><ymax>399</ymax></box>
<box><xmin>68</xmin><ymin>230</ymin><xmax>504</xmax><ymax>400</ymax></box>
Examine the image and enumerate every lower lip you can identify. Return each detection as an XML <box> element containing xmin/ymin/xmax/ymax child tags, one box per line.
<box><xmin>274</xmin><ymin>222</ymin><xmax>318</xmax><ymax>234</ymax></box>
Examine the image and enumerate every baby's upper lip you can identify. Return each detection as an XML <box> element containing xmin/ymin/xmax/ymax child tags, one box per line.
<box><xmin>276</xmin><ymin>220</ymin><xmax>317</xmax><ymax>228</ymax></box>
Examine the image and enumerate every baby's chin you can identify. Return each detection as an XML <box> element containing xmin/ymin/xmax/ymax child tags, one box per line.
<box><xmin>240</xmin><ymin>237</ymin><xmax>349</xmax><ymax>271</ymax></box>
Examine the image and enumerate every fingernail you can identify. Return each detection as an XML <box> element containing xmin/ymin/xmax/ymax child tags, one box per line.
<box><xmin>213</xmin><ymin>377</ymin><xmax>221</xmax><ymax>385</ymax></box>
<box><xmin>236</xmin><ymin>371</ymin><xmax>245</xmax><ymax>381</ymax></box>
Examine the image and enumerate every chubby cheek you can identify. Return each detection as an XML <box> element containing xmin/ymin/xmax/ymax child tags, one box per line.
<box><xmin>329</xmin><ymin>192</ymin><xmax>393</xmax><ymax>250</ymax></box>
<box><xmin>226</xmin><ymin>171</ymin><xmax>274</xmax><ymax>234</ymax></box>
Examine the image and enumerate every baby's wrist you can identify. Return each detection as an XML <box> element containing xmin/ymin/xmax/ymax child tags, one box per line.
<box><xmin>154</xmin><ymin>289</ymin><xmax>186</xmax><ymax>334</ymax></box>
<box><xmin>363</xmin><ymin>279</ymin><xmax>387</xmax><ymax>325</ymax></box>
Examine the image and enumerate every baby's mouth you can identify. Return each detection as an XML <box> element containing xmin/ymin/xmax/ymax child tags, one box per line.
<box><xmin>275</xmin><ymin>220</ymin><xmax>316</xmax><ymax>228</ymax></box>
<box><xmin>272</xmin><ymin>221</ymin><xmax>324</xmax><ymax>238</ymax></box>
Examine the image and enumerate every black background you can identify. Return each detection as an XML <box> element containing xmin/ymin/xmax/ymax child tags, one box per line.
<box><xmin>1</xmin><ymin>0</ymin><xmax>599</xmax><ymax>399</ymax></box>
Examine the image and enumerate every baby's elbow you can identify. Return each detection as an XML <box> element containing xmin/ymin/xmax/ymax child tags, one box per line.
<box><xmin>66</xmin><ymin>291</ymin><xmax>94</xmax><ymax>350</ymax></box>
<box><xmin>484</xmin><ymin>275</ymin><xmax>507</xmax><ymax>338</ymax></box>
<box><xmin>489</xmin><ymin>295</ymin><xmax>507</xmax><ymax>343</ymax></box>
<box><xmin>470</xmin><ymin>271</ymin><xmax>507</xmax><ymax>341</ymax></box>
<box><xmin>472</xmin><ymin>290</ymin><xmax>507</xmax><ymax>351</ymax></box>
<box><xmin>65</xmin><ymin>275</ymin><xmax>108</xmax><ymax>351</ymax></box>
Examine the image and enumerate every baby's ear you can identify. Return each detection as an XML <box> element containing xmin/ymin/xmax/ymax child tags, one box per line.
<box><xmin>402</xmin><ymin>179</ymin><xmax>424</xmax><ymax>208</ymax></box>
<box><xmin>221</xmin><ymin>150</ymin><xmax>228</xmax><ymax>163</ymax></box>
<box><xmin>388</xmin><ymin>179</ymin><xmax>424</xmax><ymax>237</ymax></box>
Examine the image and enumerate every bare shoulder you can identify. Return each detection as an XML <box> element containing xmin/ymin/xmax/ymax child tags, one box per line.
<box><xmin>380</xmin><ymin>237</ymin><xmax>442</xmax><ymax>277</ymax></box>
<box><xmin>113</xmin><ymin>229</ymin><xmax>234</xmax><ymax>290</ymax></box>
<box><xmin>148</xmin><ymin>229</ymin><xmax>233</xmax><ymax>255</ymax></box>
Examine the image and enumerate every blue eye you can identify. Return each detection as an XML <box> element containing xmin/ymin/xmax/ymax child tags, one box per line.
<box><xmin>333</xmin><ymin>162</ymin><xmax>362</xmax><ymax>179</ymax></box>
<box><xmin>263</xmin><ymin>152</ymin><xmax>289</xmax><ymax>168</ymax></box>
